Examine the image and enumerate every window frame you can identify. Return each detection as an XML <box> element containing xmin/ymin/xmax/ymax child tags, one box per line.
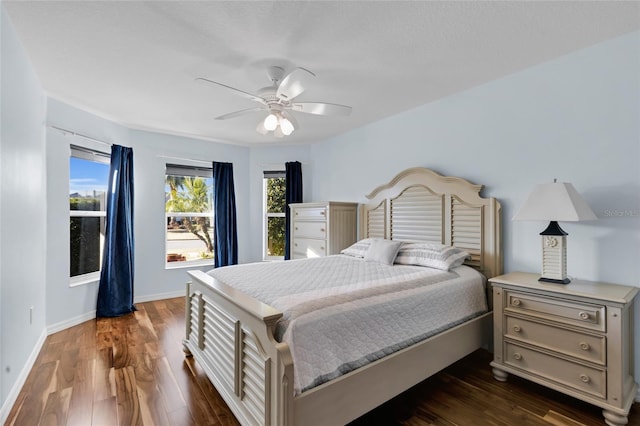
<box><xmin>69</xmin><ymin>145</ymin><xmax>110</xmax><ymax>287</ymax></box>
<box><xmin>165</xmin><ymin>163</ymin><xmax>215</xmax><ymax>269</ymax></box>
<box><xmin>263</xmin><ymin>170</ymin><xmax>286</xmax><ymax>261</ymax></box>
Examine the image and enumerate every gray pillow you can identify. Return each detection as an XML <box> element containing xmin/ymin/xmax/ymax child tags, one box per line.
<box><xmin>364</xmin><ymin>239</ymin><xmax>404</xmax><ymax>265</ymax></box>
<box><xmin>340</xmin><ymin>238</ymin><xmax>372</xmax><ymax>258</ymax></box>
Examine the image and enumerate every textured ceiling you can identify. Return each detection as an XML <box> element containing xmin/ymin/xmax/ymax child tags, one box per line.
<box><xmin>4</xmin><ymin>1</ymin><xmax>640</xmax><ymax>146</ymax></box>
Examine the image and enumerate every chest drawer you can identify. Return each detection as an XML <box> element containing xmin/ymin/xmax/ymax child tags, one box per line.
<box><xmin>505</xmin><ymin>342</ymin><xmax>606</xmax><ymax>399</ymax></box>
<box><xmin>504</xmin><ymin>315</ymin><xmax>605</xmax><ymax>365</ymax></box>
<box><xmin>505</xmin><ymin>290</ymin><xmax>605</xmax><ymax>332</ymax></box>
<box><xmin>292</xmin><ymin>238</ymin><xmax>326</xmax><ymax>259</ymax></box>
<box><xmin>293</xmin><ymin>207</ymin><xmax>327</xmax><ymax>220</ymax></box>
<box><xmin>293</xmin><ymin>221</ymin><xmax>327</xmax><ymax>240</ymax></box>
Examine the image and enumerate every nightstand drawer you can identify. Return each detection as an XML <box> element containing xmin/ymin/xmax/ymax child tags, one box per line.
<box><xmin>293</xmin><ymin>207</ymin><xmax>327</xmax><ymax>220</ymax></box>
<box><xmin>292</xmin><ymin>238</ymin><xmax>326</xmax><ymax>259</ymax></box>
<box><xmin>505</xmin><ymin>342</ymin><xmax>606</xmax><ymax>399</ymax></box>
<box><xmin>505</xmin><ymin>290</ymin><xmax>605</xmax><ymax>332</ymax></box>
<box><xmin>293</xmin><ymin>221</ymin><xmax>327</xmax><ymax>239</ymax></box>
<box><xmin>505</xmin><ymin>315</ymin><xmax>605</xmax><ymax>365</ymax></box>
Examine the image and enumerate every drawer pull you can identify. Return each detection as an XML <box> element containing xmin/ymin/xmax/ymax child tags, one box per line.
<box><xmin>512</xmin><ymin>325</ymin><xmax>522</xmax><ymax>333</ymax></box>
<box><xmin>294</xmin><ymin>243</ymin><xmax>298</xmax><ymax>247</ymax></box>
<box><xmin>320</xmin><ymin>247</ymin><xmax>325</xmax><ymax>250</ymax></box>
<box><xmin>513</xmin><ymin>353</ymin><xmax>523</xmax><ymax>361</ymax></box>
<box><xmin>578</xmin><ymin>311</ymin><xmax>590</xmax><ymax>320</ymax></box>
<box><xmin>579</xmin><ymin>374</ymin><xmax>590</xmax><ymax>383</ymax></box>
<box><xmin>295</xmin><ymin>212</ymin><xmax>299</xmax><ymax>216</ymax></box>
<box><xmin>295</xmin><ymin>227</ymin><xmax>299</xmax><ymax>230</ymax></box>
<box><xmin>321</xmin><ymin>211</ymin><xmax>326</xmax><ymax>216</ymax></box>
<box><xmin>579</xmin><ymin>342</ymin><xmax>590</xmax><ymax>351</ymax></box>
<box><xmin>320</xmin><ymin>228</ymin><xmax>325</xmax><ymax>232</ymax></box>
<box><xmin>511</xmin><ymin>298</ymin><xmax>521</xmax><ymax>307</ymax></box>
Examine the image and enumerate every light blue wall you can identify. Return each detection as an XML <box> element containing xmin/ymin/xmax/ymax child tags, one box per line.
<box><xmin>46</xmin><ymin>100</ymin><xmax>132</xmax><ymax>331</ymax></box>
<box><xmin>311</xmin><ymin>30</ymin><xmax>640</xmax><ymax>285</ymax></box>
<box><xmin>0</xmin><ymin>8</ymin><xmax>47</xmax><ymax>417</ymax></box>
<box><xmin>310</xmin><ymin>31</ymin><xmax>640</xmax><ymax>379</ymax></box>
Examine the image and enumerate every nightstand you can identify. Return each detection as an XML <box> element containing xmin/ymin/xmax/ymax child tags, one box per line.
<box><xmin>490</xmin><ymin>272</ymin><xmax>638</xmax><ymax>426</ymax></box>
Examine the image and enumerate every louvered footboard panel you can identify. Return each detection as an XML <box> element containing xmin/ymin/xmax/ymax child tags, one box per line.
<box><xmin>202</xmin><ymin>302</ymin><xmax>237</xmax><ymax>393</ymax></box>
<box><xmin>185</xmin><ymin>282</ymin><xmax>274</xmax><ymax>426</ymax></box>
<box><xmin>241</xmin><ymin>331</ymin><xmax>270</xmax><ymax>425</ymax></box>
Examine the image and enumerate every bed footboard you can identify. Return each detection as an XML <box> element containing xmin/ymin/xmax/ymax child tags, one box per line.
<box><xmin>184</xmin><ymin>270</ymin><xmax>294</xmax><ymax>426</ymax></box>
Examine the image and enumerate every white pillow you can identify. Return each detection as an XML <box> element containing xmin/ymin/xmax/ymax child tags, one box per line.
<box><xmin>340</xmin><ymin>238</ymin><xmax>373</xmax><ymax>258</ymax></box>
<box><xmin>395</xmin><ymin>242</ymin><xmax>470</xmax><ymax>270</ymax></box>
<box><xmin>364</xmin><ymin>239</ymin><xmax>404</xmax><ymax>265</ymax></box>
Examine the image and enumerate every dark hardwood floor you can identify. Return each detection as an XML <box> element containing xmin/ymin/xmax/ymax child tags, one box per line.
<box><xmin>5</xmin><ymin>297</ymin><xmax>639</xmax><ymax>426</ymax></box>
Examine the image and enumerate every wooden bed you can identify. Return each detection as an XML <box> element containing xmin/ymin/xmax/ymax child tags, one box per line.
<box><xmin>183</xmin><ymin>167</ymin><xmax>502</xmax><ymax>426</ymax></box>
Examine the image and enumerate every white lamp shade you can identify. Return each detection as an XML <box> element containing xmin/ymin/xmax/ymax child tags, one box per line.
<box><xmin>513</xmin><ymin>182</ymin><xmax>597</xmax><ymax>222</ymax></box>
<box><xmin>280</xmin><ymin>117</ymin><xmax>294</xmax><ymax>135</ymax></box>
<box><xmin>263</xmin><ymin>113</ymin><xmax>278</xmax><ymax>131</ymax></box>
<box><xmin>255</xmin><ymin>120</ymin><xmax>269</xmax><ymax>135</ymax></box>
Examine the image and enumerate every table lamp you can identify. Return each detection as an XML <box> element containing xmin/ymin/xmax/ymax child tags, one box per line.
<box><xmin>513</xmin><ymin>180</ymin><xmax>597</xmax><ymax>284</ymax></box>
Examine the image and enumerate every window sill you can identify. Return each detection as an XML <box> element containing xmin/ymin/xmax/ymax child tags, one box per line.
<box><xmin>69</xmin><ymin>272</ymin><xmax>100</xmax><ymax>287</ymax></box>
<box><xmin>165</xmin><ymin>259</ymin><xmax>214</xmax><ymax>270</ymax></box>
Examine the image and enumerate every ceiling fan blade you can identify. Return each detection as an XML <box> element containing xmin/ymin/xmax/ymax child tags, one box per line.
<box><xmin>195</xmin><ymin>77</ymin><xmax>265</xmax><ymax>104</ymax></box>
<box><xmin>215</xmin><ymin>107</ymin><xmax>266</xmax><ymax>120</ymax></box>
<box><xmin>276</xmin><ymin>67</ymin><xmax>316</xmax><ymax>101</ymax></box>
<box><xmin>290</xmin><ymin>102</ymin><xmax>352</xmax><ymax>116</ymax></box>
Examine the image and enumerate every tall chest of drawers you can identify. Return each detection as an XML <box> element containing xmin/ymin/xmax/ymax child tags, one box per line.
<box><xmin>289</xmin><ymin>202</ymin><xmax>358</xmax><ymax>259</ymax></box>
<box><xmin>490</xmin><ymin>272</ymin><xmax>638</xmax><ymax>426</ymax></box>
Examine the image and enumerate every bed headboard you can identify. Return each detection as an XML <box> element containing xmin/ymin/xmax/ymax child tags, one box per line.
<box><xmin>361</xmin><ymin>167</ymin><xmax>502</xmax><ymax>279</ymax></box>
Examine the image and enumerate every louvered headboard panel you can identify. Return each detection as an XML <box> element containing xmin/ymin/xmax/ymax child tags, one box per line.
<box><xmin>390</xmin><ymin>186</ymin><xmax>443</xmax><ymax>243</ymax></box>
<box><xmin>367</xmin><ymin>201</ymin><xmax>386</xmax><ymax>239</ymax></box>
<box><xmin>361</xmin><ymin>168</ymin><xmax>502</xmax><ymax>279</ymax></box>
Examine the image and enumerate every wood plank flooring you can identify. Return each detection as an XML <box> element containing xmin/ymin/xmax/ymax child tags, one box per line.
<box><xmin>4</xmin><ymin>297</ymin><xmax>639</xmax><ymax>426</ymax></box>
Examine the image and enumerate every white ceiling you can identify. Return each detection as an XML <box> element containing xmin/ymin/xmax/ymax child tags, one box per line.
<box><xmin>4</xmin><ymin>1</ymin><xmax>640</xmax><ymax>146</ymax></box>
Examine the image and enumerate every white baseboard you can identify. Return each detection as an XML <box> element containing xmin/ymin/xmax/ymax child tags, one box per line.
<box><xmin>45</xmin><ymin>291</ymin><xmax>183</xmax><ymax>335</ymax></box>
<box><xmin>47</xmin><ymin>310</ymin><xmax>97</xmax><ymax>335</ymax></box>
<box><xmin>0</xmin><ymin>329</ymin><xmax>47</xmax><ymax>425</ymax></box>
<box><xmin>134</xmin><ymin>290</ymin><xmax>184</xmax><ymax>304</ymax></box>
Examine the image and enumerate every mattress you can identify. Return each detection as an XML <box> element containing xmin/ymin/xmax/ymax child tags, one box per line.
<box><xmin>207</xmin><ymin>255</ymin><xmax>487</xmax><ymax>395</ymax></box>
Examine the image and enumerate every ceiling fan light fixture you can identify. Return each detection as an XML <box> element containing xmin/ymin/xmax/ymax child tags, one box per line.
<box><xmin>255</xmin><ymin>120</ymin><xmax>269</xmax><ymax>135</ymax></box>
<box><xmin>197</xmin><ymin>65</ymin><xmax>352</xmax><ymax>139</ymax></box>
<box><xmin>264</xmin><ymin>113</ymin><xmax>278</xmax><ymax>131</ymax></box>
<box><xmin>280</xmin><ymin>117</ymin><xmax>294</xmax><ymax>135</ymax></box>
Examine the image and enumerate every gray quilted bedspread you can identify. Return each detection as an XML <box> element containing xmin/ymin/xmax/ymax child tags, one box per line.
<box><xmin>207</xmin><ymin>255</ymin><xmax>487</xmax><ymax>395</ymax></box>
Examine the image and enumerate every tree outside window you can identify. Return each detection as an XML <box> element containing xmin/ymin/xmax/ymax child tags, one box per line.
<box><xmin>165</xmin><ymin>165</ymin><xmax>214</xmax><ymax>265</ymax></box>
<box><xmin>264</xmin><ymin>172</ymin><xmax>286</xmax><ymax>259</ymax></box>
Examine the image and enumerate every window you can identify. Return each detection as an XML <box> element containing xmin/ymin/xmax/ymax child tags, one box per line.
<box><xmin>165</xmin><ymin>164</ymin><xmax>214</xmax><ymax>266</ymax></box>
<box><xmin>263</xmin><ymin>171</ymin><xmax>286</xmax><ymax>260</ymax></box>
<box><xmin>69</xmin><ymin>145</ymin><xmax>110</xmax><ymax>284</ymax></box>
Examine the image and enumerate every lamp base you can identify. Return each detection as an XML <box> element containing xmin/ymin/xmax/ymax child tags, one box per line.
<box><xmin>539</xmin><ymin>277</ymin><xmax>571</xmax><ymax>284</ymax></box>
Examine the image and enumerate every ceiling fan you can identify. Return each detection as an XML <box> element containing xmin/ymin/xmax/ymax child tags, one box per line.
<box><xmin>196</xmin><ymin>66</ymin><xmax>352</xmax><ymax>137</ymax></box>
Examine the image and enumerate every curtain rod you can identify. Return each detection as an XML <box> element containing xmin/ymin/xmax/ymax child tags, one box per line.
<box><xmin>157</xmin><ymin>154</ymin><xmax>213</xmax><ymax>166</ymax></box>
<box><xmin>48</xmin><ymin>125</ymin><xmax>113</xmax><ymax>147</ymax></box>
